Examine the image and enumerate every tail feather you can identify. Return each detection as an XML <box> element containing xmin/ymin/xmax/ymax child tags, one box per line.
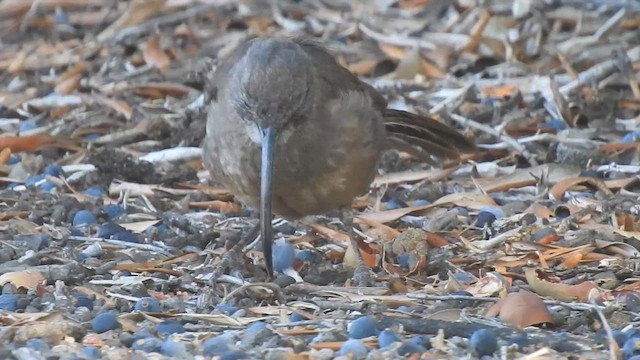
<box><xmin>383</xmin><ymin>109</ymin><xmax>474</xmax><ymax>163</ymax></box>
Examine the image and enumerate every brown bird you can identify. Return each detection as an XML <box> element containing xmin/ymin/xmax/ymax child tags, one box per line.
<box><xmin>202</xmin><ymin>37</ymin><xmax>474</xmax><ymax>279</ymax></box>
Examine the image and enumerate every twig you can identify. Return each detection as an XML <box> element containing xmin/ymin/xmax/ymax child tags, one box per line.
<box><xmin>68</xmin><ymin>235</ymin><xmax>173</xmax><ymax>256</ymax></box>
<box><xmin>449</xmin><ymin>113</ymin><xmax>539</xmax><ymax>166</ymax></box>
<box><xmin>560</xmin><ymin>45</ymin><xmax>640</xmax><ymax>95</ymax></box>
<box><xmin>590</xmin><ymin>298</ymin><xmax>618</xmax><ymax>360</ymax></box>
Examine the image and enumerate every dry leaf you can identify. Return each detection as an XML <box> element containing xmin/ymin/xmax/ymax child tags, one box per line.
<box><xmin>0</xmin><ymin>270</ymin><xmax>45</xmax><ymax>290</ymax></box>
<box><xmin>486</xmin><ymin>291</ymin><xmax>553</xmax><ymax>329</ymax></box>
<box><xmin>525</xmin><ymin>268</ymin><xmax>600</xmax><ymax>302</ymax></box>
<box><xmin>143</xmin><ymin>35</ymin><xmax>171</xmax><ymax>76</ymax></box>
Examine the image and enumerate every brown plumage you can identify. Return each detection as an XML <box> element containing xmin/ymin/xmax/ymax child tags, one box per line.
<box><xmin>202</xmin><ymin>37</ymin><xmax>474</xmax><ymax>278</ymax></box>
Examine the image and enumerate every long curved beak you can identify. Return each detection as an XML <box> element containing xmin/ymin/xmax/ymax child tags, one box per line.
<box><xmin>260</xmin><ymin>126</ymin><xmax>277</xmax><ymax>279</ymax></box>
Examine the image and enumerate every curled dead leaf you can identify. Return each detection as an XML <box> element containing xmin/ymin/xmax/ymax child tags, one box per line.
<box><xmin>486</xmin><ymin>291</ymin><xmax>553</xmax><ymax>329</ymax></box>
<box><xmin>0</xmin><ymin>270</ymin><xmax>45</xmax><ymax>290</ymax></box>
<box><xmin>524</xmin><ymin>267</ymin><xmax>600</xmax><ymax>302</ymax></box>
<box><xmin>550</xmin><ymin>177</ymin><xmax>613</xmax><ymax>201</ymax></box>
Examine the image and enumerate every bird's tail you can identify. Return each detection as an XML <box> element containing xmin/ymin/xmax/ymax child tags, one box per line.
<box><xmin>383</xmin><ymin>109</ymin><xmax>475</xmax><ymax>165</ymax></box>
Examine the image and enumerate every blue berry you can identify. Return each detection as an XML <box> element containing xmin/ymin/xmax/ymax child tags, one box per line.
<box><xmin>161</xmin><ymin>336</ymin><xmax>187</xmax><ymax>357</ymax></box>
<box><xmin>133</xmin><ymin>297</ymin><xmax>161</xmax><ymax>312</ymax></box>
<box><xmin>290</xmin><ymin>311</ymin><xmax>308</xmax><ymax>323</ymax></box>
<box><xmin>272</xmin><ymin>238</ymin><xmax>295</xmax><ymax>272</ymax></box>
<box><xmin>97</xmin><ymin>222</ymin><xmax>126</xmax><ymax>238</ymax></box>
<box><xmin>215</xmin><ymin>303</ymin><xmax>239</xmax><ymax>315</ymax></box>
<box><xmin>132</xmin><ymin>337</ymin><xmax>163</xmax><ymax>353</ymax></box>
<box><xmin>406</xmin><ymin>335</ymin><xmax>430</xmax><ymax>349</ymax></box>
<box><xmin>469</xmin><ymin>328</ymin><xmax>498</xmax><ymax>356</ymax></box>
<box><xmin>413</xmin><ymin>199</ymin><xmax>430</xmax><ymax>206</ymax></box>
<box><xmin>348</xmin><ymin>316</ymin><xmax>379</xmax><ymax>339</ymax></box>
<box><xmin>25</xmin><ymin>174</ymin><xmax>45</xmax><ymax>187</ymax></box>
<box><xmin>203</xmin><ymin>334</ymin><xmax>233</xmax><ymax>356</ymax></box>
<box><xmin>219</xmin><ymin>351</ymin><xmax>249</xmax><ymax>360</ymax></box>
<box><xmin>398</xmin><ymin>253</ymin><xmax>411</xmax><ymax>268</ymax></box>
<box><xmin>623</xmin><ymin>337</ymin><xmax>640</xmax><ymax>359</ymax></box>
<box><xmin>378</xmin><ymin>329</ymin><xmax>401</xmax><ymax>348</ymax></box>
<box><xmin>112</xmin><ymin>231</ymin><xmax>139</xmax><ymax>243</ymax></box>
<box><xmin>73</xmin><ymin>210</ymin><xmax>96</xmax><ymax>227</ymax></box>
<box><xmin>26</xmin><ymin>338</ymin><xmax>50</xmax><ymax>352</ymax></box>
<box><xmin>245</xmin><ymin>321</ymin><xmax>267</xmax><ymax>336</ymax></box>
<box><xmin>91</xmin><ymin>312</ymin><xmax>119</xmax><ymax>333</ymax></box>
<box><xmin>84</xmin><ymin>187</ymin><xmax>103</xmax><ymax>198</ymax></box>
<box><xmin>295</xmin><ymin>250</ymin><xmax>314</xmax><ymax>262</ymax></box>
<box><xmin>338</xmin><ymin>339</ymin><xmax>368</xmax><ymax>359</ymax></box>
<box><xmin>623</xmin><ymin>130</ymin><xmax>640</xmax><ymax>143</ymax></box>
<box><xmin>542</xmin><ymin>119</ymin><xmax>567</xmax><ymax>130</ymax></box>
<box><xmin>385</xmin><ymin>198</ymin><xmax>407</xmax><ymax>210</ymax></box>
<box><xmin>398</xmin><ymin>341</ymin><xmax>426</xmax><ymax>356</ymax></box>
<box><xmin>74</xmin><ymin>294</ymin><xmax>94</xmax><ymax>310</ymax></box>
<box><xmin>38</xmin><ymin>181</ymin><xmax>56</xmax><ymax>192</ymax></box>
<box><xmin>0</xmin><ymin>294</ymin><xmax>19</xmax><ymax>311</ymax></box>
<box><xmin>43</xmin><ymin>164</ymin><xmax>64</xmax><ymax>177</ymax></box>
<box><xmin>80</xmin><ymin>346</ymin><xmax>101</xmax><ymax>359</ymax></box>
<box><xmin>475</xmin><ymin>211</ymin><xmax>497</xmax><ymax>228</ymax></box>
<box><xmin>19</xmin><ymin>120</ymin><xmax>38</xmax><ymax>133</ymax></box>
<box><xmin>103</xmin><ymin>204</ymin><xmax>125</xmax><ymax>220</ymax></box>
<box><xmin>7</xmin><ymin>155</ymin><xmax>19</xmax><ymax>165</ymax></box>
<box><xmin>156</xmin><ymin>320</ymin><xmax>185</xmax><ymax>335</ymax></box>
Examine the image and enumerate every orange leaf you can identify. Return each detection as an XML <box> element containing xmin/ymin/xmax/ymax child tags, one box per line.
<box><xmin>550</xmin><ymin>177</ymin><xmax>613</xmax><ymax>200</ymax></box>
<box><xmin>55</xmin><ymin>74</ymin><xmax>81</xmax><ymax>95</ymax></box>
<box><xmin>0</xmin><ymin>135</ymin><xmax>58</xmax><ymax>152</ymax></box>
<box><xmin>143</xmin><ymin>35</ymin><xmax>171</xmax><ymax>76</ymax></box>
<box><xmin>0</xmin><ymin>147</ymin><xmax>11</xmax><ymax>164</ymax></box>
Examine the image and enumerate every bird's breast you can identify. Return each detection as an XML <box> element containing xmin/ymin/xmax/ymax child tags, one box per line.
<box><xmin>204</xmin><ymin>90</ymin><xmax>386</xmax><ymax>219</ymax></box>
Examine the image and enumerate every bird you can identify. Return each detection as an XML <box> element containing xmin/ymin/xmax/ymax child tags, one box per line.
<box><xmin>202</xmin><ymin>37</ymin><xmax>474</xmax><ymax>279</ymax></box>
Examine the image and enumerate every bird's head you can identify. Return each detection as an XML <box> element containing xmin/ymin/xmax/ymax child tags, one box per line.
<box><xmin>228</xmin><ymin>38</ymin><xmax>315</xmax><ymax>134</ymax></box>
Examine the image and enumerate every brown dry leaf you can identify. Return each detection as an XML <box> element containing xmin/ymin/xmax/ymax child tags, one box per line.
<box><xmin>420</xmin><ymin>58</ymin><xmax>446</xmax><ymax>78</ymax></box>
<box><xmin>0</xmin><ymin>270</ymin><xmax>45</xmax><ymax>289</ymax></box>
<box><xmin>526</xmin><ymin>203</ymin><xmax>555</xmax><ymax>220</ymax></box>
<box><xmin>143</xmin><ymin>35</ymin><xmax>171</xmax><ymax>76</ymax></box>
<box><xmin>485</xmin><ymin>291</ymin><xmax>553</xmax><ymax>329</ymax></box>
<box><xmin>426</xmin><ymin>309</ymin><xmax>463</xmax><ymax>321</ymax></box>
<box><xmin>54</xmin><ymin>74</ymin><xmax>81</xmax><ymax>95</ymax></box>
<box><xmin>426</xmin><ymin>232</ymin><xmax>449</xmax><ymax>248</ymax></box>
<box><xmin>466</xmin><ymin>273</ymin><xmax>505</xmax><ymax>297</ymax></box>
<box><xmin>378</xmin><ymin>43</ymin><xmax>407</xmax><ymax>60</ymax></box>
<box><xmin>434</xmin><ymin>192</ymin><xmax>497</xmax><ymax>210</ymax></box>
<box><xmin>476</xmin><ymin>164</ymin><xmax>581</xmax><ymax>193</ymax></box>
<box><xmin>0</xmin><ymin>135</ymin><xmax>60</xmax><ymax>152</ymax></box>
<box><xmin>130</xmin><ymin>82</ymin><xmax>191</xmax><ymax>99</ymax></box>
<box><xmin>524</xmin><ymin>268</ymin><xmax>599</xmax><ymax>302</ymax></box>
<box><xmin>93</xmin><ymin>95</ymin><xmax>133</xmax><ymax>121</ymax></box>
<box><xmin>550</xmin><ymin>177</ymin><xmax>613</xmax><ymax>200</ymax></box>
<box><xmin>190</xmin><ymin>200</ymin><xmax>241</xmax><ymax>213</ymax></box>
<box><xmin>97</xmin><ymin>0</ymin><xmax>167</xmax><ymax>41</ymax></box>
<box><xmin>59</xmin><ymin>61</ymin><xmax>89</xmax><ymax>81</ymax></box>
<box><xmin>346</xmin><ymin>59</ymin><xmax>379</xmax><ymax>76</ymax></box>
<box><xmin>7</xmin><ymin>50</ymin><xmax>27</xmax><ymax>74</ymax></box>
<box><xmin>594</xmin><ymin>239</ymin><xmax>640</xmax><ymax>258</ymax></box>
<box><xmin>562</xmin><ymin>252</ymin><xmax>583</xmax><ymax>269</ymax></box>
<box><xmin>372</xmin><ymin>167</ymin><xmax>457</xmax><ymax>187</ymax></box>
<box><xmin>357</xmin><ymin>202</ymin><xmax>442</xmax><ymax>224</ymax></box>
<box><xmin>480</xmin><ymin>84</ymin><xmax>519</xmax><ymax>98</ymax></box>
